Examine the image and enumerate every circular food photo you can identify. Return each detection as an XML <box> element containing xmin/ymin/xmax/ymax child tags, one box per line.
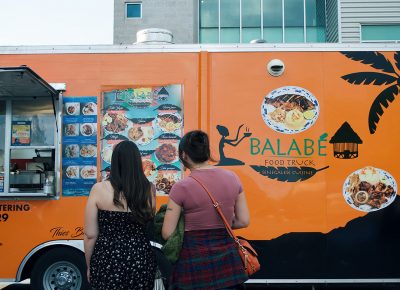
<box><xmin>101</xmin><ymin>146</ymin><xmax>113</xmax><ymax>164</ymax></box>
<box><xmin>102</xmin><ymin>112</ymin><xmax>129</xmax><ymax>134</ymax></box>
<box><xmin>80</xmin><ymin>123</ymin><xmax>96</xmax><ymax>136</ymax></box>
<box><xmin>81</xmin><ymin>166</ymin><xmax>97</xmax><ymax>179</ymax></box>
<box><xmin>64</xmin><ymin>124</ymin><xmax>79</xmax><ymax>136</ymax></box>
<box><xmin>65</xmin><ymin>102</ymin><xmax>80</xmax><ymax>116</ymax></box>
<box><xmin>155</xmin><ymin>143</ymin><xmax>179</xmax><ymax>164</ymax></box>
<box><xmin>82</xmin><ymin>102</ymin><xmax>97</xmax><ymax>115</ymax></box>
<box><xmin>261</xmin><ymin>86</ymin><xmax>319</xmax><ymax>134</ymax></box>
<box><xmin>154</xmin><ymin>172</ymin><xmax>179</xmax><ymax>195</ymax></box>
<box><xmin>65</xmin><ymin>144</ymin><xmax>80</xmax><ymax>158</ymax></box>
<box><xmin>156</xmin><ymin>113</ymin><xmax>182</xmax><ymax>133</ymax></box>
<box><xmin>343</xmin><ymin>166</ymin><xmax>397</xmax><ymax>212</ymax></box>
<box><xmin>65</xmin><ymin>166</ymin><xmax>80</xmax><ymax>179</ymax></box>
<box><xmin>142</xmin><ymin>159</ymin><xmax>157</xmax><ymax>178</ymax></box>
<box><xmin>128</xmin><ymin>126</ymin><xmax>155</xmax><ymax>146</ymax></box>
<box><xmin>80</xmin><ymin>144</ymin><xmax>97</xmax><ymax>158</ymax></box>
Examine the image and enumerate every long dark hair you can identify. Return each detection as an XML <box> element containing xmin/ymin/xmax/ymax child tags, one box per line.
<box><xmin>178</xmin><ymin>130</ymin><xmax>213</xmax><ymax>168</ymax></box>
<box><xmin>109</xmin><ymin>140</ymin><xmax>153</xmax><ymax>224</ymax></box>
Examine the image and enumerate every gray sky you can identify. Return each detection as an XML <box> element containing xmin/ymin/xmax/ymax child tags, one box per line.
<box><xmin>0</xmin><ymin>0</ymin><xmax>113</xmax><ymax>46</ymax></box>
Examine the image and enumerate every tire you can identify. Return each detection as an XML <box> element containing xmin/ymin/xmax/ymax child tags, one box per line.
<box><xmin>31</xmin><ymin>247</ymin><xmax>90</xmax><ymax>290</ymax></box>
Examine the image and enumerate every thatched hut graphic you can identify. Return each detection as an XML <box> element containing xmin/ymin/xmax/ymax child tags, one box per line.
<box><xmin>157</xmin><ymin>87</ymin><xmax>169</xmax><ymax>100</ymax></box>
<box><xmin>329</xmin><ymin>122</ymin><xmax>363</xmax><ymax>159</ymax></box>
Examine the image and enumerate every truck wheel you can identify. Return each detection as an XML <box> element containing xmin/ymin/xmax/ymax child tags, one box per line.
<box><xmin>31</xmin><ymin>247</ymin><xmax>89</xmax><ymax>290</ymax></box>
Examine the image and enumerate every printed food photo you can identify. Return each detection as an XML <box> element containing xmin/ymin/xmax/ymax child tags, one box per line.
<box><xmin>102</xmin><ymin>112</ymin><xmax>129</xmax><ymax>134</ymax></box>
<box><xmin>82</xmin><ymin>102</ymin><xmax>97</xmax><ymax>115</ymax></box>
<box><xmin>343</xmin><ymin>166</ymin><xmax>397</xmax><ymax>212</ymax></box>
<box><xmin>128</xmin><ymin>126</ymin><xmax>155</xmax><ymax>146</ymax></box>
<box><xmin>155</xmin><ymin>143</ymin><xmax>178</xmax><ymax>164</ymax></box>
<box><xmin>156</xmin><ymin>113</ymin><xmax>182</xmax><ymax>133</ymax></box>
<box><xmin>262</xmin><ymin>86</ymin><xmax>319</xmax><ymax>134</ymax></box>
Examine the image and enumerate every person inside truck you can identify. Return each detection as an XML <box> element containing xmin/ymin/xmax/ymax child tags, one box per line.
<box><xmin>162</xmin><ymin>130</ymin><xmax>250</xmax><ymax>290</ymax></box>
<box><xmin>84</xmin><ymin>140</ymin><xmax>156</xmax><ymax>289</ymax></box>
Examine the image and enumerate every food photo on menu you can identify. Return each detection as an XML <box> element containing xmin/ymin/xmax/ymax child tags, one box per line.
<box><xmin>64</xmin><ymin>123</ymin><xmax>79</xmax><ymax>137</ymax></box>
<box><xmin>102</xmin><ymin>112</ymin><xmax>129</xmax><ymax>134</ymax></box>
<box><xmin>80</xmin><ymin>166</ymin><xmax>97</xmax><ymax>179</ymax></box>
<box><xmin>64</xmin><ymin>144</ymin><xmax>80</xmax><ymax>158</ymax></box>
<box><xmin>80</xmin><ymin>123</ymin><xmax>97</xmax><ymax>137</ymax></box>
<box><xmin>156</xmin><ymin>112</ymin><xmax>182</xmax><ymax>133</ymax></box>
<box><xmin>155</xmin><ymin>143</ymin><xmax>179</xmax><ymax>164</ymax></box>
<box><xmin>65</xmin><ymin>166</ymin><xmax>80</xmax><ymax>179</ymax></box>
<box><xmin>64</xmin><ymin>102</ymin><xmax>80</xmax><ymax>116</ymax></box>
<box><xmin>80</xmin><ymin>144</ymin><xmax>97</xmax><ymax>158</ymax></box>
<box><xmin>154</xmin><ymin>165</ymin><xmax>181</xmax><ymax>195</ymax></box>
<box><xmin>81</xmin><ymin>102</ymin><xmax>97</xmax><ymax>115</ymax></box>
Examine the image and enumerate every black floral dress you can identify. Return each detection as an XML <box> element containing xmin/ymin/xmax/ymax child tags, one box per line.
<box><xmin>90</xmin><ymin>209</ymin><xmax>156</xmax><ymax>290</ymax></box>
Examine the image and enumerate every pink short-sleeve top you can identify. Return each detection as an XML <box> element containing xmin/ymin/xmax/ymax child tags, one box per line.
<box><xmin>169</xmin><ymin>167</ymin><xmax>243</xmax><ymax>231</ymax></box>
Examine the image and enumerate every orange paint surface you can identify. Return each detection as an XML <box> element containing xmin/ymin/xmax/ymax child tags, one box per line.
<box><xmin>0</xmin><ymin>49</ymin><xmax>398</xmax><ymax>278</ymax></box>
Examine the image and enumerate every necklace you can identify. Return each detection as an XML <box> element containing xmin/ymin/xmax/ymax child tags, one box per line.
<box><xmin>191</xmin><ymin>163</ymin><xmax>213</xmax><ymax>171</ymax></box>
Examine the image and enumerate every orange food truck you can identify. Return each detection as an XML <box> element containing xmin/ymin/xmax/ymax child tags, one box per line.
<box><xmin>0</xmin><ymin>44</ymin><xmax>399</xmax><ymax>289</ymax></box>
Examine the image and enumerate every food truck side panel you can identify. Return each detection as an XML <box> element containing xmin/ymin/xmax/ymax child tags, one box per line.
<box><xmin>0</xmin><ymin>48</ymin><xmax>399</xmax><ymax>283</ymax></box>
<box><xmin>0</xmin><ymin>52</ymin><xmax>200</xmax><ymax>280</ymax></box>
<box><xmin>204</xmin><ymin>50</ymin><xmax>400</xmax><ymax>279</ymax></box>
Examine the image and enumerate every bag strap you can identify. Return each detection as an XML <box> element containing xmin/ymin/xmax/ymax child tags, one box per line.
<box><xmin>189</xmin><ymin>175</ymin><xmax>238</xmax><ymax>241</ymax></box>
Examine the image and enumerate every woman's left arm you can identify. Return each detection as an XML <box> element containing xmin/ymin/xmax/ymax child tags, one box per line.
<box><xmin>161</xmin><ymin>198</ymin><xmax>182</xmax><ymax>240</ymax></box>
<box><xmin>84</xmin><ymin>184</ymin><xmax>99</xmax><ymax>280</ymax></box>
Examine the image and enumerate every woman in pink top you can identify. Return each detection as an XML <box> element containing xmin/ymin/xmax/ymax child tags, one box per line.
<box><xmin>162</xmin><ymin>130</ymin><xmax>250</xmax><ymax>290</ymax></box>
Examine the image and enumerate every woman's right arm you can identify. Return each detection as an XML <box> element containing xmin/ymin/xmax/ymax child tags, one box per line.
<box><xmin>84</xmin><ymin>184</ymin><xmax>99</xmax><ymax>280</ymax></box>
<box><xmin>232</xmin><ymin>192</ymin><xmax>250</xmax><ymax>229</ymax></box>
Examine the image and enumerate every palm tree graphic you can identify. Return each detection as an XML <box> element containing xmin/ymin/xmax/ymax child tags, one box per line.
<box><xmin>341</xmin><ymin>51</ymin><xmax>400</xmax><ymax>134</ymax></box>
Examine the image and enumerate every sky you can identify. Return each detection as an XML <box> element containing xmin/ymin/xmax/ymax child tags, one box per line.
<box><xmin>0</xmin><ymin>0</ymin><xmax>113</xmax><ymax>46</ymax></box>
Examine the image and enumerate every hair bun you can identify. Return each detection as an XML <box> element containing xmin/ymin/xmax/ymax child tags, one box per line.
<box><xmin>190</xmin><ymin>131</ymin><xmax>205</xmax><ymax>144</ymax></box>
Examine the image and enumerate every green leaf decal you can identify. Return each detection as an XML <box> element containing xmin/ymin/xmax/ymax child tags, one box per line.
<box><xmin>342</xmin><ymin>72</ymin><xmax>397</xmax><ymax>85</ymax></box>
<box><xmin>341</xmin><ymin>52</ymin><xmax>396</xmax><ymax>73</ymax></box>
<box><xmin>250</xmin><ymin>165</ymin><xmax>329</xmax><ymax>182</ymax></box>
<box><xmin>368</xmin><ymin>85</ymin><xmax>399</xmax><ymax>134</ymax></box>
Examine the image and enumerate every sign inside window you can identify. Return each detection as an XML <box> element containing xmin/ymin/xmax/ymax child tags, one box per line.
<box><xmin>11</xmin><ymin>121</ymin><xmax>31</xmax><ymax>146</ymax></box>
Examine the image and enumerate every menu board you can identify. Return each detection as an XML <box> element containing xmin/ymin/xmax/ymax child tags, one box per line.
<box><xmin>11</xmin><ymin>121</ymin><xmax>31</xmax><ymax>146</ymax></box>
<box><xmin>62</xmin><ymin>97</ymin><xmax>98</xmax><ymax>196</ymax></box>
<box><xmin>101</xmin><ymin>85</ymin><xmax>183</xmax><ymax>195</ymax></box>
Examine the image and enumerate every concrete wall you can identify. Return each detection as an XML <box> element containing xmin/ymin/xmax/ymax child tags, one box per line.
<box><xmin>114</xmin><ymin>0</ymin><xmax>198</xmax><ymax>44</ymax></box>
<box><xmin>340</xmin><ymin>0</ymin><xmax>400</xmax><ymax>42</ymax></box>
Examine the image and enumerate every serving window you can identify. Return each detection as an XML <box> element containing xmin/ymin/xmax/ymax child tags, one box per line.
<box><xmin>0</xmin><ymin>98</ymin><xmax>59</xmax><ymax>197</ymax></box>
<box><xmin>0</xmin><ymin>66</ymin><xmax>61</xmax><ymax>198</ymax></box>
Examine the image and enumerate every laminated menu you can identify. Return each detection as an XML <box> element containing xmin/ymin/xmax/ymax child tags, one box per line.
<box><xmin>101</xmin><ymin>85</ymin><xmax>183</xmax><ymax>195</ymax></box>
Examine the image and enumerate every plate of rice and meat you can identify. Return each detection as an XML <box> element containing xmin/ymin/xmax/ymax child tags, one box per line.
<box><xmin>261</xmin><ymin>86</ymin><xmax>319</xmax><ymax>134</ymax></box>
<box><xmin>343</xmin><ymin>166</ymin><xmax>397</xmax><ymax>212</ymax></box>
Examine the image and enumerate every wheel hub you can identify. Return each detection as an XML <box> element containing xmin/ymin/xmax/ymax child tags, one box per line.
<box><xmin>55</xmin><ymin>271</ymin><xmax>73</xmax><ymax>287</ymax></box>
<box><xmin>43</xmin><ymin>261</ymin><xmax>82</xmax><ymax>290</ymax></box>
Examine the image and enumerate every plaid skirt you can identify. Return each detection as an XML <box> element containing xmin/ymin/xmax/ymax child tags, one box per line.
<box><xmin>169</xmin><ymin>228</ymin><xmax>247</xmax><ymax>290</ymax></box>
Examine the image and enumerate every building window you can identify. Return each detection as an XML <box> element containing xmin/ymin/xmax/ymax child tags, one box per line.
<box><xmin>126</xmin><ymin>2</ymin><xmax>142</xmax><ymax>18</ymax></box>
<box><xmin>199</xmin><ymin>0</ymin><xmax>329</xmax><ymax>44</ymax></box>
<box><xmin>361</xmin><ymin>24</ymin><xmax>400</xmax><ymax>43</ymax></box>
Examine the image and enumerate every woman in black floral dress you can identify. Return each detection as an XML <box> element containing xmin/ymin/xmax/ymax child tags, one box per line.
<box><xmin>84</xmin><ymin>141</ymin><xmax>156</xmax><ymax>289</ymax></box>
